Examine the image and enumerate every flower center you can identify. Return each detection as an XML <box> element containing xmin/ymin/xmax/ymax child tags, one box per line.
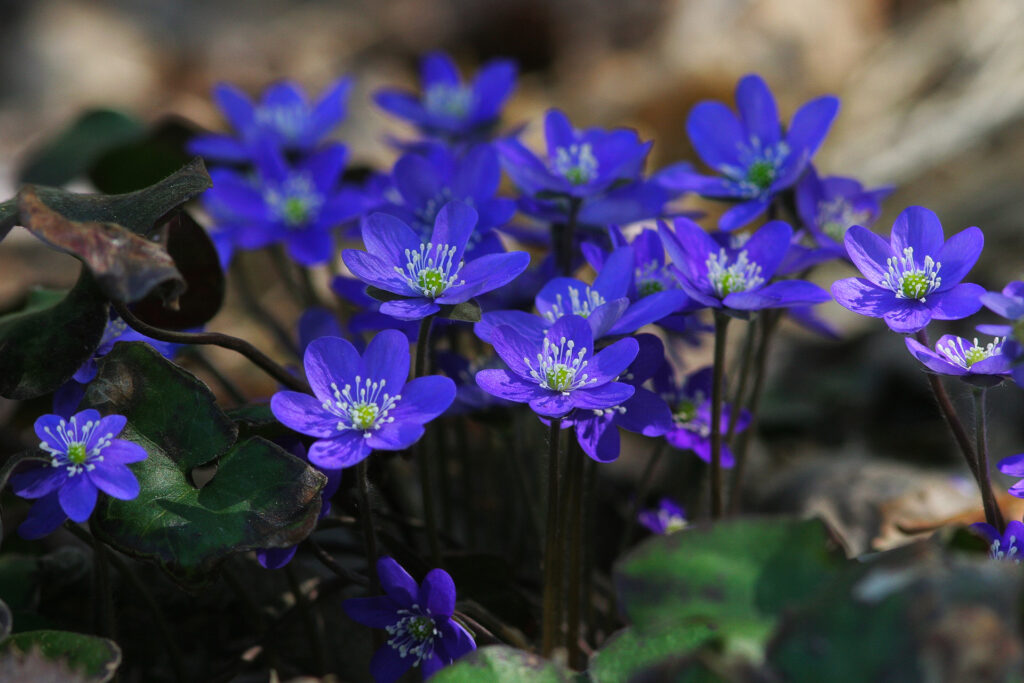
<box><xmin>265</xmin><ymin>176</ymin><xmax>323</xmax><ymax>228</ymax></box>
<box><xmin>991</xmin><ymin>537</ymin><xmax>1021</xmax><ymax>563</ymax></box>
<box><xmin>386</xmin><ymin>609</ymin><xmax>440</xmax><ymax>665</ymax></box>
<box><xmin>395</xmin><ymin>242</ymin><xmax>465</xmax><ymax>298</ymax></box>
<box><xmin>673</xmin><ymin>399</ymin><xmax>697</xmax><ymax>425</ymax></box>
<box><xmin>552</xmin><ymin>143</ymin><xmax>599</xmax><ymax>185</ymax></box>
<box><xmin>817</xmin><ymin>198</ymin><xmax>869</xmax><ymax>243</ymax></box>
<box><xmin>705</xmin><ymin>248</ymin><xmax>764</xmax><ymax>298</ymax></box>
<box><xmin>883</xmin><ymin>247</ymin><xmax>941</xmax><ymax>301</ymax></box>
<box><xmin>323</xmin><ymin>377</ymin><xmax>401</xmax><ymax>436</ymax></box>
<box><xmin>67</xmin><ymin>442</ymin><xmax>88</xmax><ymax>465</ymax></box>
<box><xmin>256</xmin><ymin>104</ymin><xmax>306</xmax><ymax>142</ymax></box>
<box><xmin>542</xmin><ymin>286</ymin><xmax>607</xmax><ymax>321</ymax></box>
<box><xmin>424</xmin><ymin>83</ymin><xmax>474</xmax><ymax>118</ymax></box>
<box><xmin>937</xmin><ymin>337</ymin><xmax>1002</xmax><ymax>370</ymax></box>
<box><xmin>745</xmin><ymin>160</ymin><xmax>776</xmax><ymax>190</ymax></box>
<box><xmin>39</xmin><ymin>414</ymin><xmax>115</xmax><ymax>476</ymax></box>
<box><xmin>722</xmin><ymin>141</ymin><xmax>789</xmax><ymax>196</ymax></box>
<box><xmin>660</xmin><ymin>510</ymin><xmax>688</xmax><ymax>534</ymax></box>
<box><xmin>525</xmin><ymin>336</ymin><xmax>595</xmax><ymax>394</ymax></box>
<box><xmin>635</xmin><ymin>261</ymin><xmax>673</xmax><ymax>298</ymax></box>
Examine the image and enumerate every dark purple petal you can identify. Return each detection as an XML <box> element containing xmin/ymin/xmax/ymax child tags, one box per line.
<box><xmin>389</xmin><ymin>376</ymin><xmax>456</xmax><ymax>424</ymax></box>
<box><xmin>367</xmin><ymin>421</ymin><xmax>425</xmax><ymax>451</ymax></box>
<box><xmin>544</xmin><ymin>109</ymin><xmax>576</xmax><ymax>151</ymax></box>
<box><xmin>890</xmin><ymin>206</ymin><xmax>944</xmax><ymax>258</ymax></box>
<box><xmin>393</xmin><ymin>153</ymin><xmax>440</xmax><ymax>206</ymax></box>
<box><xmin>739</xmin><ymin>220</ymin><xmax>792</xmax><ymax>281</ymax></box>
<box><xmin>342</xmin><ymin>249</ymin><xmax>417</xmax><ymax>295</ymax></box>
<box><xmin>285</xmin><ymin>229</ymin><xmax>334</xmax><ymax>267</ymax></box>
<box><xmin>998</xmin><ymin>453</ymin><xmax>1024</xmax><ymax>476</ymax></box>
<box><xmin>844</xmin><ymin>225</ymin><xmax>895</xmax><ymax>285</ymax></box>
<box><xmin>475</xmin><ymin>310</ymin><xmax>546</xmax><ymax>345</ymax></box>
<box><xmin>587</xmin><ymin>337</ymin><xmax>639</xmax><ymax>384</ymax></box>
<box><xmin>657</xmin><ymin>168</ymin><xmax>737</xmax><ymax>197</ymax></box>
<box><xmin>307</xmin><ymin>433</ymin><xmax>372</xmax><ymax>469</ymax></box>
<box><xmin>379</xmin><ymin>298</ymin><xmax>441</xmax><ymax>320</ymax></box>
<box><xmin>735</xmin><ymin>74</ymin><xmax>781</xmax><ymax>146</ymax></box>
<box><xmin>421</xmin><ymin>52</ymin><xmax>460</xmax><ymax>85</ymax></box>
<box><xmin>375</xmin><ymin>90</ymin><xmax>429</xmax><ymax>124</ymax></box>
<box><xmin>785</xmin><ymin>95</ymin><xmax>839</xmax><ymax>158</ymax></box>
<box><xmin>629</xmin><ymin>334</ymin><xmax>667</xmax><ymax>384</ymax></box>
<box><xmin>587</xmin><ymin>299</ymin><xmax>629</xmax><ymax>339</ymax></box>
<box><xmin>981</xmin><ymin>291</ymin><xmax>1024</xmax><ymax>320</ymax></box>
<box><xmin>882</xmin><ymin>302</ymin><xmax>933</xmax><ymax>333</ymax></box>
<box><xmin>362</xmin><ymin>212</ymin><xmax>424</xmax><ymax>266</ymax></box>
<box><xmin>101</xmin><ymin>441</ymin><xmax>148</xmax><ymax>465</ymax></box>
<box><xmin>9</xmin><ymin>465</ymin><xmax>64</xmax><ymax>499</ymax></box>
<box><xmin>34</xmin><ymin>414</ymin><xmax>68</xmax><ymax>453</ymax></box>
<box><xmin>934</xmin><ymin>226</ymin><xmax>983</xmax><ymax>291</ymax></box>
<box><xmin>188</xmin><ymin>134</ymin><xmax>249</xmax><ymax>162</ymax></box>
<box><xmin>437</xmin><ymin>251</ymin><xmax>530</xmax><ymax>303</ymax></box>
<box><xmin>343</xmin><ymin>595</ymin><xmax>400</xmax><ymax>628</ymax></box>
<box><xmin>831</xmin><ymin>278</ymin><xmax>899</xmax><ymax>318</ymax></box>
<box><xmin>362</xmin><ymin>329</ymin><xmax>411</xmax><ymax>390</ymax></box>
<box><xmin>488</xmin><ymin>325</ymin><xmax>542</xmax><ymax>378</ymax></box>
<box><xmin>904</xmin><ymin>337</ymin><xmax>965</xmax><ymax>376</ymax></box>
<box><xmin>58</xmin><ymin>474</ymin><xmax>98</xmax><ymax>523</ymax></box>
<box><xmin>686</xmin><ymin>102</ymin><xmax>745</xmax><ymax>171</ymax></box>
<box><xmin>378</xmin><ymin>556</ymin><xmax>418</xmax><ymax>606</ymax></box>
<box><xmin>304</xmin><ymin>336</ymin><xmax>361</xmax><ymax>404</ymax></box>
<box><xmin>369</xmin><ymin>645</ymin><xmax>413</xmax><ymax>683</ymax></box>
<box><xmin>547</xmin><ymin>315</ymin><xmax>595</xmax><ymax>357</ymax></box>
<box><xmin>571</xmin><ymin>382</ymin><xmax>635</xmax><ymax>411</ymax></box>
<box><xmin>496</xmin><ymin>138</ymin><xmax>559</xmax><ymax>195</ymax></box>
<box><xmin>271</xmin><ymin>391</ymin><xmax>337</xmax><ymax>438</ymax></box>
<box><xmin>724</xmin><ymin>279</ymin><xmax>830</xmax><ymax>310</ymax></box>
<box><xmin>420</xmin><ymin>568</ymin><xmax>456</xmax><ymax>617</ymax></box>
<box><xmin>309</xmin><ymin>76</ymin><xmax>353</xmax><ymax>140</ymax></box>
<box><xmin>471</xmin><ymin>59</ymin><xmax>516</xmax><ymax>120</ymax></box>
<box><xmin>928</xmin><ymin>283</ymin><xmax>985</xmax><ymax>321</ymax></box>
<box><xmin>429</xmin><ymin>201</ymin><xmax>478</xmax><ymax>264</ymax></box>
<box><xmin>213</xmin><ymin>82</ymin><xmax>255</xmax><ymax>131</ymax></box>
<box><xmin>969</xmin><ymin>353</ymin><xmax>1010</xmax><ymax>376</ymax></box>
<box><xmin>476</xmin><ymin>369</ymin><xmax>548</xmax><ymax>403</ymax></box>
<box><xmin>87</xmin><ymin>463</ymin><xmax>140</xmax><ymax>500</ymax></box>
<box><xmin>257</xmin><ymin>546</ymin><xmax>298</xmax><ymax>570</ymax></box>
<box><xmin>303</xmin><ymin>144</ymin><xmax>348</xmax><ymax>193</ymax></box>
<box><xmin>659</xmin><ymin>218</ymin><xmax>716</xmax><ymax>289</ymax></box>
<box><xmin>18</xmin><ymin>492</ymin><xmax>67</xmax><ymax>540</ymax></box>
<box><xmin>529</xmin><ymin>393</ymin><xmax>575</xmax><ymax>418</ymax></box>
<box><xmin>592</xmin><ymin>247</ymin><xmax>634</xmax><ymax>299</ymax></box>
<box><xmin>608</xmin><ymin>290</ymin><xmax>690</xmax><ymax>337</ymax></box>
<box><xmin>422</xmin><ymin>654</ymin><xmax>445</xmax><ymax>678</ymax></box>
<box><xmin>438</xmin><ymin>619</ymin><xmax>477</xmax><ymax>660</ymax></box>
<box><xmin>719</xmin><ymin>197</ymin><xmax>770</xmax><ymax>232</ymax></box>
<box><xmin>616</xmin><ymin>388</ymin><xmax>674</xmax><ymax>436</ymax></box>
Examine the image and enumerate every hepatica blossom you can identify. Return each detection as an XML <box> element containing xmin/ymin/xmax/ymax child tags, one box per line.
<box><xmin>189</xmin><ymin>77</ymin><xmax>353</xmax><ymax>162</ymax></box>
<box><xmin>11</xmin><ymin>410</ymin><xmax>147</xmax><ymax>539</ymax></box>
<box><xmin>980</xmin><ymin>281</ymin><xmax>1024</xmax><ymax>385</ymax></box>
<box><xmin>831</xmin><ymin>206</ymin><xmax>984</xmax><ymax>333</ymax></box>
<box><xmin>638</xmin><ymin>498</ymin><xmax>688</xmax><ymax>535</ymax></box>
<box><xmin>657</xmin><ymin>74</ymin><xmax>839</xmax><ymax>231</ymax></box>
<box><xmin>376</xmin><ymin>51</ymin><xmax>516</xmax><ymax>141</ymax></box>
<box><xmin>658</xmin><ymin>218</ymin><xmax>830</xmax><ymax>313</ymax></box>
<box><xmin>342</xmin><ymin>201</ymin><xmax>530</xmax><ymax>321</ymax></box>
<box><xmin>997</xmin><ymin>454</ymin><xmax>1024</xmax><ymax>499</ymax></box>
<box><xmin>656</xmin><ymin>367</ymin><xmax>749</xmax><ymax>466</ymax></box>
<box><xmin>971</xmin><ymin>520</ymin><xmax>1024</xmax><ymax>563</ymax></box>
<box><xmin>343</xmin><ymin>556</ymin><xmax>475</xmax><ymax>682</ymax></box>
<box><xmin>270</xmin><ymin>331</ymin><xmax>455</xmax><ymax>469</ymax></box>
<box><xmin>475</xmin><ymin>314</ymin><xmax>638</xmax><ymax>418</ymax></box>
<box><xmin>904</xmin><ymin>334</ymin><xmax>1009</xmax><ymax>387</ymax></box>
<box><xmin>796</xmin><ymin>165</ymin><xmax>893</xmax><ymax>253</ymax></box>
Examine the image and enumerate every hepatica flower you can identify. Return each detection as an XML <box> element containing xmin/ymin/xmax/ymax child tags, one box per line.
<box><xmin>997</xmin><ymin>454</ymin><xmax>1024</xmax><ymax>499</ymax></box>
<box><xmin>204</xmin><ymin>143</ymin><xmax>362</xmax><ymax>265</ymax></box>
<box><xmin>638</xmin><ymin>498</ymin><xmax>688</xmax><ymax>535</ymax></box>
<box><xmin>270</xmin><ymin>331</ymin><xmax>455</xmax><ymax>469</ymax></box>
<box><xmin>476</xmin><ymin>314</ymin><xmax>638</xmax><ymax>418</ymax></box>
<box><xmin>904</xmin><ymin>334</ymin><xmax>1009</xmax><ymax>387</ymax></box>
<box><xmin>980</xmin><ymin>281</ymin><xmax>1024</xmax><ymax>385</ymax></box>
<box><xmin>831</xmin><ymin>206</ymin><xmax>984</xmax><ymax>333</ymax></box>
<box><xmin>376</xmin><ymin>51</ymin><xmax>516</xmax><ymax>141</ymax></box>
<box><xmin>344</xmin><ymin>557</ymin><xmax>475</xmax><ymax>682</ymax></box>
<box><xmin>189</xmin><ymin>77</ymin><xmax>353</xmax><ymax>162</ymax></box>
<box><xmin>10</xmin><ymin>410</ymin><xmax>147</xmax><ymax>539</ymax></box>
<box><xmin>796</xmin><ymin>165</ymin><xmax>893</xmax><ymax>252</ymax></box>
<box><xmin>342</xmin><ymin>201</ymin><xmax>530</xmax><ymax>321</ymax></box>
<box><xmin>656</xmin><ymin>367</ymin><xmax>749</xmax><ymax>466</ymax></box>
<box><xmin>657</xmin><ymin>74</ymin><xmax>839</xmax><ymax>231</ymax></box>
<box><xmin>659</xmin><ymin>218</ymin><xmax>830</xmax><ymax>313</ymax></box>
<box><xmin>971</xmin><ymin>520</ymin><xmax>1024</xmax><ymax>563</ymax></box>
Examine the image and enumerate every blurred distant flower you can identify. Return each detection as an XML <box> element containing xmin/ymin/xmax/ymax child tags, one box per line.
<box><xmin>980</xmin><ymin>281</ymin><xmax>1024</xmax><ymax>385</ymax></box>
<box><xmin>376</xmin><ymin>52</ymin><xmax>516</xmax><ymax>142</ymax></box>
<box><xmin>904</xmin><ymin>334</ymin><xmax>1009</xmax><ymax>387</ymax></box>
<box><xmin>997</xmin><ymin>454</ymin><xmax>1024</xmax><ymax>499</ymax></box>
<box><xmin>342</xmin><ymin>202</ymin><xmax>529</xmax><ymax>321</ymax></box>
<box><xmin>971</xmin><ymin>520</ymin><xmax>1024</xmax><ymax>563</ymax></box>
<box><xmin>189</xmin><ymin>77</ymin><xmax>353</xmax><ymax>162</ymax></box>
<box><xmin>831</xmin><ymin>206</ymin><xmax>984</xmax><ymax>333</ymax></box>
<box><xmin>638</xmin><ymin>498</ymin><xmax>687</xmax><ymax>535</ymax></box>
<box><xmin>11</xmin><ymin>410</ymin><xmax>147</xmax><ymax>539</ymax></box>
<box><xmin>343</xmin><ymin>557</ymin><xmax>475</xmax><ymax>682</ymax></box>
<box><xmin>657</xmin><ymin>74</ymin><xmax>838</xmax><ymax>231</ymax></box>
<box><xmin>656</xmin><ymin>366</ymin><xmax>749</xmax><ymax>466</ymax></box>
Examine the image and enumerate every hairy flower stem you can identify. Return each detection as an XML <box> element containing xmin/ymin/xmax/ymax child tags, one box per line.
<box><xmin>286</xmin><ymin>564</ymin><xmax>328</xmax><ymax>675</ymax></box>
<box><xmin>726</xmin><ymin>321</ymin><xmax>757</xmax><ymax>445</ymax></box>
<box><xmin>356</xmin><ymin>460</ymin><xmax>379</xmax><ymax>594</ymax></box>
<box><xmin>728</xmin><ymin>310</ymin><xmax>780</xmax><ymax>514</ymax></box>
<box><xmin>973</xmin><ymin>388</ymin><xmax>1005</xmax><ymax>532</ymax></box>
<box><xmin>555</xmin><ymin>197</ymin><xmax>583</xmax><ymax>276</ymax></box>
<box><xmin>710</xmin><ymin>311</ymin><xmax>731</xmax><ymax>519</ymax></box>
<box><xmin>414</xmin><ymin>315</ymin><xmax>443</xmax><ymax>568</ymax></box>
<box><xmin>541</xmin><ymin>418</ymin><xmax>563</xmax><ymax>657</ymax></box>
<box><xmin>581</xmin><ymin>458</ymin><xmax>597</xmax><ymax>644</ymax></box>
<box><xmin>565</xmin><ymin>442</ymin><xmax>585</xmax><ymax>669</ymax></box>
<box><xmin>112</xmin><ymin>301</ymin><xmax>308</xmax><ymax>393</ymax></box>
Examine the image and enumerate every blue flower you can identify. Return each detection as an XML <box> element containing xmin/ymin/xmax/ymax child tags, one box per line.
<box><xmin>376</xmin><ymin>52</ymin><xmax>516</xmax><ymax>142</ymax></box>
<box><xmin>561</xmin><ymin>334</ymin><xmax>675</xmax><ymax>462</ymax></box>
<box><xmin>203</xmin><ymin>143</ymin><xmax>363</xmax><ymax>266</ymax></box>
<box><xmin>971</xmin><ymin>520</ymin><xmax>1024</xmax><ymax>563</ymax></box>
<box><xmin>904</xmin><ymin>334</ymin><xmax>1009</xmax><ymax>387</ymax></box>
<box><xmin>517</xmin><ymin>177</ymin><xmax>679</xmax><ymax>228</ymax></box>
<box><xmin>475</xmin><ymin>314</ymin><xmax>638</xmax><ymax>418</ymax></box>
<box><xmin>11</xmin><ymin>410</ymin><xmax>147</xmax><ymax>539</ymax></box>
<box><xmin>378</xmin><ymin>143</ymin><xmax>515</xmax><ymax>258</ymax></box>
<box><xmin>656</xmin><ymin>367</ymin><xmax>749</xmax><ymax>466</ymax></box>
<box><xmin>497</xmin><ymin>109</ymin><xmax>652</xmax><ymax>201</ymax></box>
<box><xmin>831</xmin><ymin>206</ymin><xmax>985</xmax><ymax>333</ymax></box>
<box><xmin>189</xmin><ymin>77</ymin><xmax>354</xmax><ymax>162</ymax></box>
<box><xmin>980</xmin><ymin>281</ymin><xmax>1024</xmax><ymax>385</ymax></box>
<box><xmin>271</xmin><ymin>331</ymin><xmax>455</xmax><ymax>469</ymax></box>
<box><xmin>342</xmin><ymin>201</ymin><xmax>531</xmax><ymax>321</ymax></box>
<box><xmin>659</xmin><ymin>218</ymin><xmax>830</xmax><ymax>314</ymax></box>
<box><xmin>343</xmin><ymin>556</ymin><xmax>475</xmax><ymax>682</ymax></box>
<box><xmin>638</xmin><ymin>498</ymin><xmax>688</xmax><ymax>535</ymax></box>
<box><xmin>996</xmin><ymin>454</ymin><xmax>1024</xmax><ymax>499</ymax></box>
<box><xmin>657</xmin><ymin>74</ymin><xmax>839</xmax><ymax>231</ymax></box>
<box><xmin>433</xmin><ymin>351</ymin><xmax>514</xmax><ymax>415</ymax></box>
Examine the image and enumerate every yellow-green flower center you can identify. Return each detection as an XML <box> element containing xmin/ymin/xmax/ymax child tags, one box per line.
<box><xmin>407</xmin><ymin>616</ymin><xmax>434</xmax><ymax>640</ymax></box>
<box><xmin>282</xmin><ymin>197</ymin><xmax>310</xmax><ymax>226</ymax></box>
<box><xmin>674</xmin><ymin>399</ymin><xmax>696</xmax><ymax>424</ymax></box>
<box><xmin>67</xmin><ymin>442</ymin><xmax>88</xmax><ymax>465</ymax></box>
<box><xmin>900</xmin><ymin>272</ymin><xmax>930</xmax><ymax>299</ymax></box>
<box><xmin>350</xmin><ymin>403</ymin><xmax>380</xmax><ymax>430</ymax></box>
<box><xmin>416</xmin><ymin>268</ymin><xmax>446</xmax><ymax>296</ymax></box>
<box><xmin>745</xmin><ymin>160</ymin><xmax>776</xmax><ymax>190</ymax></box>
<box><xmin>638</xmin><ymin>280</ymin><xmax>664</xmax><ymax>297</ymax></box>
<box><xmin>545</xmin><ymin>364</ymin><xmax>574</xmax><ymax>392</ymax></box>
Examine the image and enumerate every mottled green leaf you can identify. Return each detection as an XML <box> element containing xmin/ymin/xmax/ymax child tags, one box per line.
<box><xmin>0</xmin><ymin>276</ymin><xmax>108</xmax><ymax>399</ymax></box>
<box><xmin>84</xmin><ymin>343</ymin><xmax>326</xmax><ymax>587</ymax></box>
<box><xmin>0</xmin><ymin>630</ymin><xmax>120</xmax><ymax>682</ymax></box>
<box><xmin>430</xmin><ymin>646</ymin><xmax>575</xmax><ymax>682</ymax></box>
<box><xmin>588</xmin><ymin>624</ymin><xmax>717</xmax><ymax>682</ymax></box>
<box><xmin>18</xmin><ymin>109</ymin><xmax>145</xmax><ymax>188</ymax></box>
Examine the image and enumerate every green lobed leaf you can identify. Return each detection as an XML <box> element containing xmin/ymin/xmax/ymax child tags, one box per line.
<box><xmin>18</xmin><ymin>109</ymin><xmax>145</xmax><ymax>188</ymax></box>
<box><xmin>0</xmin><ymin>276</ymin><xmax>108</xmax><ymax>399</ymax></box>
<box><xmin>0</xmin><ymin>630</ymin><xmax>121</xmax><ymax>682</ymax></box>
<box><xmin>84</xmin><ymin>343</ymin><xmax>326</xmax><ymax>587</ymax></box>
<box><xmin>588</xmin><ymin>624</ymin><xmax>718</xmax><ymax>683</ymax></box>
<box><xmin>614</xmin><ymin>517</ymin><xmax>847</xmax><ymax>653</ymax></box>
<box><xmin>430</xmin><ymin>646</ymin><xmax>576</xmax><ymax>682</ymax></box>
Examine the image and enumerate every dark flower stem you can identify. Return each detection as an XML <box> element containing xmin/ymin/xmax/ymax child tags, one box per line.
<box><xmin>285</xmin><ymin>564</ymin><xmax>327</xmax><ymax>675</ymax></box>
<box><xmin>581</xmin><ymin>458</ymin><xmax>598</xmax><ymax>644</ymax></box>
<box><xmin>726</xmin><ymin>321</ymin><xmax>757</xmax><ymax>445</ymax></box>
<box><xmin>555</xmin><ymin>198</ymin><xmax>583</xmax><ymax>276</ymax></box>
<box><xmin>973</xmin><ymin>388</ymin><xmax>1005</xmax><ymax>532</ymax></box>
<box><xmin>565</xmin><ymin>441</ymin><xmax>585</xmax><ymax>669</ymax></box>
<box><xmin>356</xmin><ymin>460</ymin><xmax>379</xmax><ymax>594</ymax></box>
<box><xmin>414</xmin><ymin>314</ymin><xmax>443</xmax><ymax>568</ymax></box>
<box><xmin>710</xmin><ymin>311</ymin><xmax>731</xmax><ymax>519</ymax></box>
<box><xmin>541</xmin><ymin>418</ymin><xmax>563</xmax><ymax>657</ymax></box>
<box><xmin>112</xmin><ymin>301</ymin><xmax>308</xmax><ymax>393</ymax></box>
